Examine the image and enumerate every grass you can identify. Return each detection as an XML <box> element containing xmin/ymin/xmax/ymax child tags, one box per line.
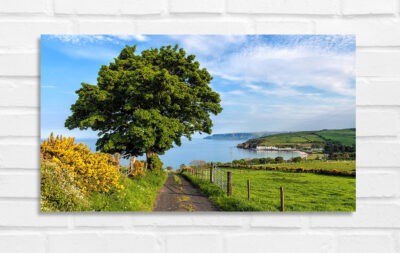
<box><xmin>182</xmin><ymin>172</ymin><xmax>260</xmax><ymax>211</ymax></box>
<box><xmin>41</xmin><ymin>163</ymin><xmax>89</xmax><ymax>212</ymax></box>
<box><xmin>173</xmin><ymin>174</ymin><xmax>182</xmax><ymax>185</ymax></box>
<box><xmin>89</xmin><ymin>171</ymin><xmax>167</xmax><ymax>212</ymax></box>
<box><xmin>315</xmin><ymin>129</ymin><xmax>355</xmax><ymax>146</ymax></box>
<box><xmin>183</xmin><ymin>167</ymin><xmax>355</xmax><ymax>212</ymax></box>
<box><xmin>249</xmin><ymin>160</ymin><xmax>356</xmax><ymax>174</ymax></box>
<box><xmin>41</xmin><ymin>160</ymin><xmax>168</xmax><ymax>212</ymax></box>
<box><xmin>246</xmin><ymin>128</ymin><xmax>355</xmax><ymax>147</ymax></box>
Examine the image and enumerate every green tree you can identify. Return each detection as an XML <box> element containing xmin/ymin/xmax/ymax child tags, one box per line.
<box><xmin>274</xmin><ymin>156</ymin><xmax>284</xmax><ymax>163</ymax></box>
<box><xmin>189</xmin><ymin>160</ymin><xmax>207</xmax><ymax>168</ymax></box>
<box><xmin>65</xmin><ymin>45</ymin><xmax>222</xmax><ymax>172</ymax></box>
<box><xmin>291</xmin><ymin>156</ymin><xmax>302</xmax><ymax>163</ymax></box>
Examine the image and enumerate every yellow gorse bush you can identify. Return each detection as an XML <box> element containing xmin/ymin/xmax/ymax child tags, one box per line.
<box><xmin>41</xmin><ymin>133</ymin><xmax>123</xmax><ymax>193</ymax></box>
<box><xmin>130</xmin><ymin>160</ymin><xmax>145</xmax><ymax>177</ymax></box>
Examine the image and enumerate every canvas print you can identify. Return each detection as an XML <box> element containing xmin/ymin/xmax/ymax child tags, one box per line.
<box><xmin>40</xmin><ymin>35</ymin><xmax>356</xmax><ymax>212</ymax></box>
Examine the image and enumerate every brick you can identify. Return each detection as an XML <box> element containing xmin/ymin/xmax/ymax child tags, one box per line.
<box><xmin>135</xmin><ymin>20</ymin><xmax>254</xmax><ymax>34</ymax></box>
<box><xmin>357</xmin><ymin>50</ymin><xmax>400</xmax><ymax>77</ymax></box>
<box><xmin>169</xmin><ymin>0</ymin><xmax>224</xmax><ymax>13</ymax></box>
<box><xmin>121</xmin><ymin>0</ymin><xmax>164</xmax><ymax>15</ymax></box>
<box><xmin>250</xmin><ymin>214</ymin><xmax>303</xmax><ymax>228</ymax></box>
<box><xmin>0</xmin><ymin>78</ymin><xmax>38</xmax><ymax>107</ymax></box>
<box><xmin>132</xmin><ymin>215</ymin><xmax>193</xmax><ymax>226</ymax></box>
<box><xmin>357</xmin><ymin>79</ymin><xmax>400</xmax><ymax>105</ymax></box>
<box><xmin>0</xmin><ymin>21</ymin><xmax>72</xmax><ymax>49</ymax></box>
<box><xmin>0</xmin><ymin>0</ymin><xmax>47</xmax><ymax>14</ymax></box>
<box><xmin>227</xmin><ymin>0</ymin><xmax>340</xmax><ymax>14</ymax></box>
<box><xmin>310</xmin><ymin>203</ymin><xmax>400</xmax><ymax>228</ymax></box>
<box><xmin>166</xmin><ymin>234</ymin><xmax>222</xmax><ymax>253</ymax></box>
<box><xmin>315</xmin><ymin>18</ymin><xmax>400</xmax><ymax>46</ymax></box>
<box><xmin>342</xmin><ymin>0</ymin><xmax>396</xmax><ymax>15</ymax></box>
<box><xmin>54</xmin><ymin>0</ymin><xmax>121</xmax><ymax>15</ymax></box>
<box><xmin>0</xmin><ymin>173</ymin><xmax>38</xmax><ymax>198</ymax></box>
<box><xmin>0</xmin><ymin>234</ymin><xmax>45</xmax><ymax>253</ymax></box>
<box><xmin>73</xmin><ymin>215</ymin><xmax>131</xmax><ymax>227</ymax></box>
<box><xmin>357</xmin><ymin>143</ymin><xmax>400</xmax><ymax>167</ymax></box>
<box><xmin>225</xmin><ymin>234</ymin><xmax>333</xmax><ymax>253</ymax></box>
<box><xmin>255</xmin><ymin>20</ymin><xmax>314</xmax><ymax>34</ymax></box>
<box><xmin>357</xmin><ymin>172</ymin><xmax>398</xmax><ymax>198</ymax></box>
<box><xmin>54</xmin><ymin>0</ymin><xmax>164</xmax><ymax>15</ymax></box>
<box><xmin>357</xmin><ymin>110</ymin><xmax>398</xmax><ymax>136</ymax></box>
<box><xmin>0</xmin><ymin>114</ymin><xmax>38</xmax><ymax>136</ymax></box>
<box><xmin>133</xmin><ymin>215</ymin><xmax>247</xmax><ymax>227</ymax></box>
<box><xmin>0</xmin><ymin>145</ymin><xmax>39</xmax><ymax>169</ymax></box>
<box><xmin>336</xmin><ymin>234</ymin><xmax>396</xmax><ymax>253</ymax></box>
<box><xmin>192</xmin><ymin>214</ymin><xmax>249</xmax><ymax>227</ymax></box>
<box><xmin>0</xmin><ymin>201</ymin><xmax>68</xmax><ymax>227</ymax></box>
<box><xmin>48</xmin><ymin>233</ymin><xmax>160</xmax><ymax>253</ymax></box>
<box><xmin>0</xmin><ymin>53</ymin><xmax>38</xmax><ymax>76</ymax></box>
<box><xmin>77</xmin><ymin>21</ymin><xmax>134</xmax><ymax>34</ymax></box>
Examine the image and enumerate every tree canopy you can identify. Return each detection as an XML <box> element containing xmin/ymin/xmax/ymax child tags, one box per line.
<box><xmin>65</xmin><ymin>44</ymin><xmax>222</xmax><ymax>167</ymax></box>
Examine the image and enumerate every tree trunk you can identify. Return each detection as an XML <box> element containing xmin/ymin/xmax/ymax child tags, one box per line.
<box><xmin>146</xmin><ymin>151</ymin><xmax>157</xmax><ymax>159</ymax></box>
<box><xmin>146</xmin><ymin>151</ymin><xmax>162</xmax><ymax>172</ymax></box>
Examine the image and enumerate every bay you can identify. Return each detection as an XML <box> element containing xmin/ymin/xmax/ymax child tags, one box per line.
<box><xmin>75</xmin><ymin>138</ymin><xmax>303</xmax><ymax>169</ymax></box>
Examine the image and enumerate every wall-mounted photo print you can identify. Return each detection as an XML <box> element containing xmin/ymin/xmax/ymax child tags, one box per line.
<box><xmin>40</xmin><ymin>35</ymin><xmax>355</xmax><ymax>212</ymax></box>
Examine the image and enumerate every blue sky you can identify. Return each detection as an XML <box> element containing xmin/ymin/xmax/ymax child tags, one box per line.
<box><xmin>41</xmin><ymin>35</ymin><xmax>355</xmax><ymax>138</ymax></box>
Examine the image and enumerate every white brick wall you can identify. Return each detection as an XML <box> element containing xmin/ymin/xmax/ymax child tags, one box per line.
<box><xmin>0</xmin><ymin>0</ymin><xmax>399</xmax><ymax>252</ymax></box>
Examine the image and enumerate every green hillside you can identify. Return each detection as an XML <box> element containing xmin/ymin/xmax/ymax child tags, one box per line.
<box><xmin>316</xmin><ymin>129</ymin><xmax>355</xmax><ymax>146</ymax></box>
<box><xmin>241</xmin><ymin>128</ymin><xmax>355</xmax><ymax>148</ymax></box>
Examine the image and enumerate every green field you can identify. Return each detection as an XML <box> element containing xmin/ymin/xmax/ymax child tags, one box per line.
<box><xmin>183</xmin><ymin>165</ymin><xmax>355</xmax><ymax>212</ymax></box>
<box><xmin>244</xmin><ymin>128</ymin><xmax>355</xmax><ymax>147</ymax></box>
<box><xmin>316</xmin><ymin>129</ymin><xmax>356</xmax><ymax>146</ymax></box>
<box><xmin>250</xmin><ymin>160</ymin><xmax>355</xmax><ymax>174</ymax></box>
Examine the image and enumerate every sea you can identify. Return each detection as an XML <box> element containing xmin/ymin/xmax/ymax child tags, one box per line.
<box><xmin>75</xmin><ymin>138</ymin><xmax>303</xmax><ymax>169</ymax></box>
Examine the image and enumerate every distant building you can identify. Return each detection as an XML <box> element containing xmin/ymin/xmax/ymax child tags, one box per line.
<box><xmin>255</xmin><ymin>146</ymin><xmax>292</xmax><ymax>151</ymax></box>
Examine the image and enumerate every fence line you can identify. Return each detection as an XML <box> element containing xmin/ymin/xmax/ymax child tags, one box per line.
<box><xmin>186</xmin><ymin>166</ymin><xmax>285</xmax><ymax>211</ymax></box>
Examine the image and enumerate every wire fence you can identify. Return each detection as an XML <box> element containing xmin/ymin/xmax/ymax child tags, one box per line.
<box><xmin>186</xmin><ymin>166</ymin><xmax>285</xmax><ymax>211</ymax></box>
<box><xmin>187</xmin><ymin>166</ymin><xmax>227</xmax><ymax>193</ymax></box>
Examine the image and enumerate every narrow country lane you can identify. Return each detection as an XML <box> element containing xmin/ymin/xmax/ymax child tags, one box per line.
<box><xmin>153</xmin><ymin>174</ymin><xmax>219</xmax><ymax>211</ymax></box>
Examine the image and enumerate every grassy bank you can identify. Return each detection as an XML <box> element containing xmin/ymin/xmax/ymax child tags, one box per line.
<box><xmin>41</xmin><ymin>163</ymin><xmax>167</xmax><ymax>212</ymax></box>
<box><xmin>89</xmin><ymin>171</ymin><xmax>167</xmax><ymax>212</ymax></box>
<box><xmin>183</xmin><ymin>168</ymin><xmax>355</xmax><ymax>212</ymax></box>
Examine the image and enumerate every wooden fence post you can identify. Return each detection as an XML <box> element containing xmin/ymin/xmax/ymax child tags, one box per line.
<box><xmin>114</xmin><ymin>152</ymin><xmax>120</xmax><ymax>171</ymax></box>
<box><xmin>227</xmin><ymin>171</ymin><xmax>232</xmax><ymax>196</ymax></box>
<box><xmin>210</xmin><ymin>167</ymin><xmax>213</xmax><ymax>183</ymax></box>
<box><xmin>280</xmin><ymin>186</ymin><xmax>284</xmax><ymax>212</ymax></box>
<box><xmin>247</xmin><ymin>179</ymin><xmax>250</xmax><ymax>200</ymax></box>
<box><xmin>130</xmin><ymin>157</ymin><xmax>136</xmax><ymax>175</ymax></box>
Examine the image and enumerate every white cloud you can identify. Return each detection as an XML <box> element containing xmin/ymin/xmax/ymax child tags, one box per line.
<box><xmin>115</xmin><ymin>35</ymin><xmax>148</xmax><ymax>42</ymax></box>
<box><xmin>172</xmin><ymin>35</ymin><xmax>247</xmax><ymax>56</ymax></box>
<box><xmin>60</xmin><ymin>46</ymin><xmax>119</xmax><ymax>61</ymax></box>
<box><xmin>49</xmin><ymin>35</ymin><xmax>115</xmax><ymax>44</ymax></box>
<box><xmin>209</xmin><ymin>44</ymin><xmax>355</xmax><ymax>97</ymax></box>
<box><xmin>169</xmin><ymin>35</ymin><xmax>355</xmax><ymax>97</ymax></box>
<box><xmin>244</xmin><ymin>83</ymin><xmax>301</xmax><ymax>97</ymax></box>
<box><xmin>42</xmin><ymin>85</ymin><xmax>56</xmax><ymax>89</ymax></box>
<box><xmin>49</xmin><ymin>34</ymin><xmax>149</xmax><ymax>45</ymax></box>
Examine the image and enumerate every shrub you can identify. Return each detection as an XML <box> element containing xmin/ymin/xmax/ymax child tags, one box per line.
<box><xmin>274</xmin><ymin>156</ymin><xmax>284</xmax><ymax>163</ymax></box>
<box><xmin>147</xmin><ymin>155</ymin><xmax>164</xmax><ymax>174</ymax></box>
<box><xmin>41</xmin><ymin>162</ymin><xmax>89</xmax><ymax>212</ymax></box>
<box><xmin>130</xmin><ymin>160</ymin><xmax>145</xmax><ymax>177</ymax></box>
<box><xmin>291</xmin><ymin>157</ymin><xmax>302</xmax><ymax>163</ymax></box>
<box><xmin>41</xmin><ymin>133</ymin><xmax>123</xmax><ymax>193</ymax></box>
